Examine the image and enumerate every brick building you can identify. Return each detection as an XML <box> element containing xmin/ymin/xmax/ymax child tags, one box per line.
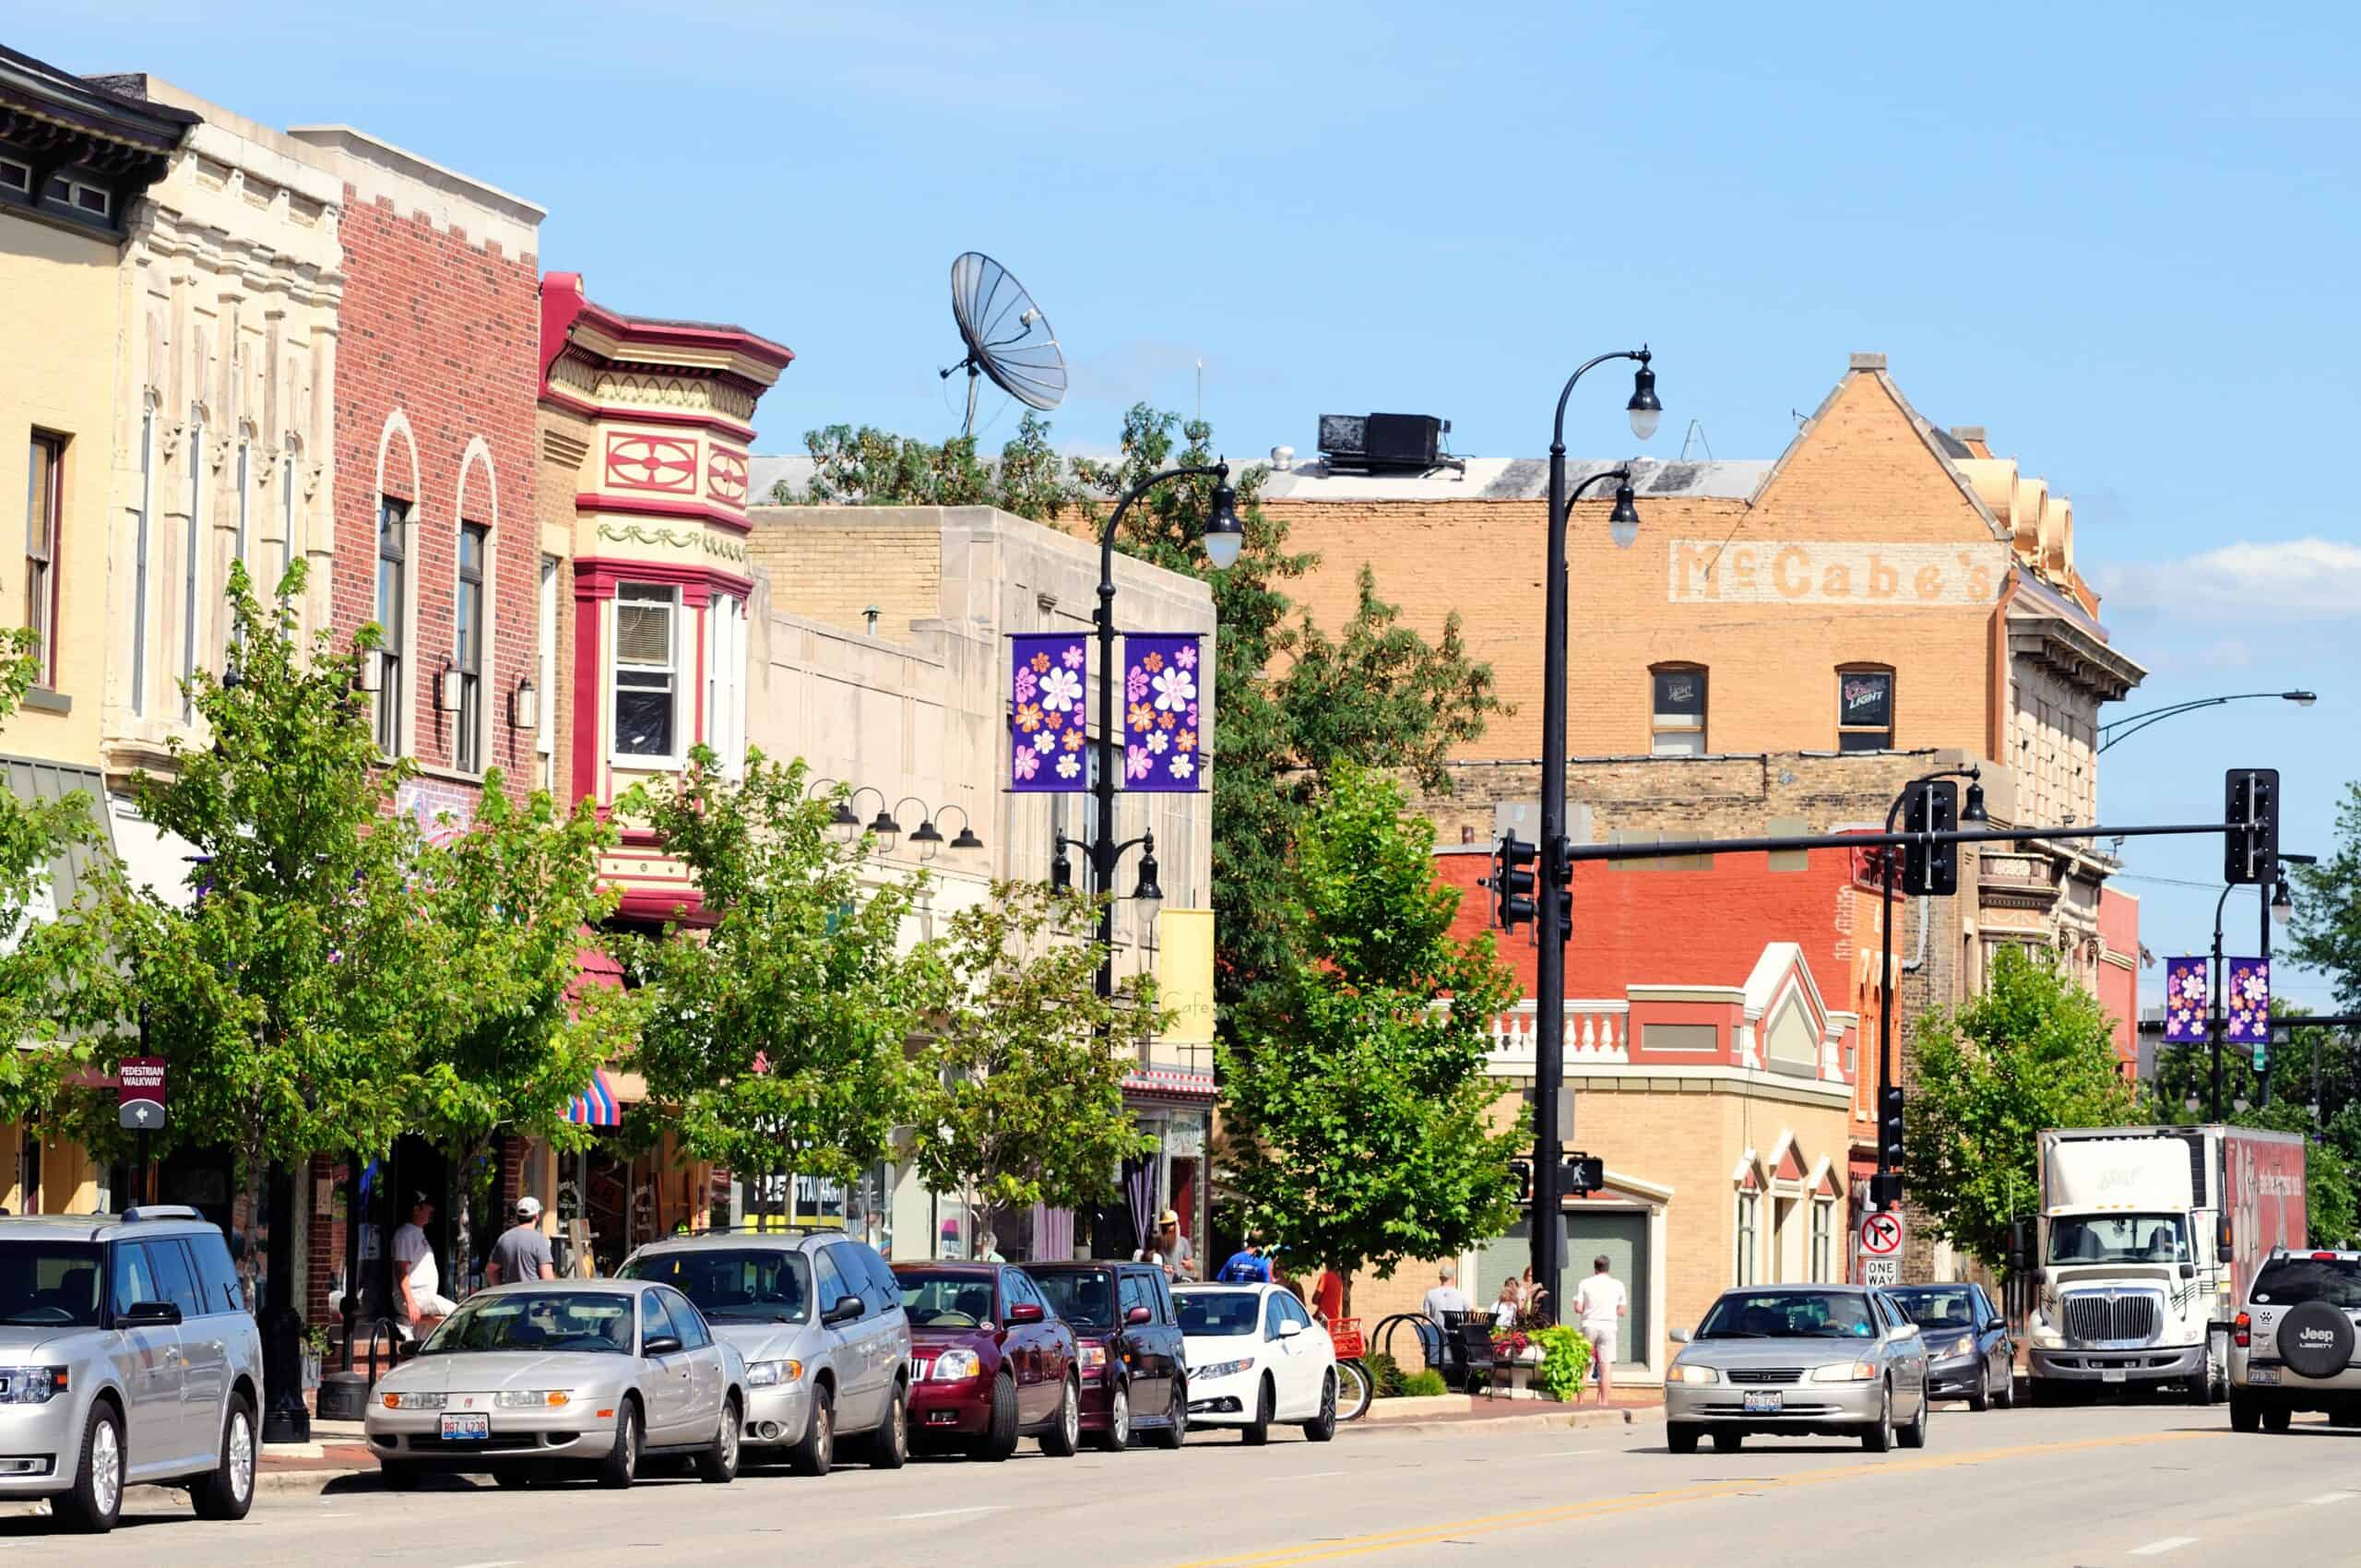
<box><xmin>1267</xmin><ymin>354</ymin><xmax>2147</xmax><ymax>1339</ymax></box>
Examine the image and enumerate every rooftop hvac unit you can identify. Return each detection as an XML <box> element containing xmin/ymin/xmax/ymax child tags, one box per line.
<box><xmin>1317</xmin><ymin>412</ymin><xmax>1454</xmax><ymax>473</ymax></box>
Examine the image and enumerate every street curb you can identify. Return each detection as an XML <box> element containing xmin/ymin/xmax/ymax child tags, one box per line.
<box><xmin>1346</xmin><ymin>1406</ymin><xmax>1663</xmax><ymax>1439</ymax></box>
<box><xmin>1</xmin><ymin>1468</ymin><xmax>383</xmax><ymax>1518</ymax></box>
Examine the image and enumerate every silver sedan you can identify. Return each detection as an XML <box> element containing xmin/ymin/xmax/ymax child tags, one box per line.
<box><xmin>364</xmin><ymin>1280</ymin><xmax>747</xmax><ymax>1490</ymax></box>
<box><xmin>1664</xmin><ymin>1284</ymin><xmax>1931</xmax><ymax>1454</ymax></box>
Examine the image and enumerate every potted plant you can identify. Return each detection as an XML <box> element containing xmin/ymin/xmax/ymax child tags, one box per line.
<box><xmin>1530</xmin><ymin>1324</ymin><xmax>1595</xmax><ymax>1404</ymax></box>
<box><xmin>1490</xmin><ymin>1325</ymin><xmax>1537</xmax><ymax>1394</ymax></box>
<box><xmin>303</xmin><ymin>1322</ymin><xmax>334</xmax><ymax>1393</ymax></box>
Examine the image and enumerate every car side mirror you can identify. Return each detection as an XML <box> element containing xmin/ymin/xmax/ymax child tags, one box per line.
<box><xmin>1006</xmin><ymin>1302</ymin><xmax>1044</xmax><ymax>1325</ymax></box>
<box><xmin>1276</xmin><ymin>1318</ymin><xmax>1303</xmax><ymax>1339</ymax></box>
<box><xmin>1668</xmin><ymin>1327</ymin><xmax>1690</xmax><ymax>1344</ymax></box>
<box><xmin>2179</xmin><ymin>1262</ymin><xmax>2196</xmax><ymax>1280</ymax></box>
<box><xmin>1126</xmin><ymin>1305</ymin><xmax>1153</xmax><ymax>1326</ymax></box>
<box><xmin>825</xmin><ymin>1294</ymin><xmax>865</xmax><ymax>1326</ymax></box>
<box><xmin>643</xmin><ymin>1334</ymin><xmax>682</xmax><ymax>1357</ymax></box>
<box><xmin>121</xmin><ymin>1300</ymin><xmax>182</xmax><ymax>1328</ymax></box>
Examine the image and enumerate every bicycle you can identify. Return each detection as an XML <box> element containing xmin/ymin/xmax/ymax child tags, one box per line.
<box><xmin>1327</xmin><ymin>1316</ymin><xmax>1375</xmax><ymax>1421</ymax></box>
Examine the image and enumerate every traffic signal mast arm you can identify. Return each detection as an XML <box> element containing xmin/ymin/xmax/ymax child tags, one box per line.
<box><xmin>1553</xmin><ymin>818</ymin><xmax>2236</xmax><ymax>865</ymax></box>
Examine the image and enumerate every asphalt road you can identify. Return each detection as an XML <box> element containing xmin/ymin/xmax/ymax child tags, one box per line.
<box><xmin>7</xmin><ymin>1401</ymin><xmax>2357</xmax><ymax>1566</ymax></box>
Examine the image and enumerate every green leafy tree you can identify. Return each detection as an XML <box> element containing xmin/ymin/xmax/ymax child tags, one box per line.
<box><xmin>624</xmin><ymin>750</ymin><xmax>931</xmax><ymax>1208</ymax></box>
<box><xmin>1905</xmin><ymin>945</ymin><xmax>2142</xmax><ymax>1271</ymax></box>
<box><xmin>780</xmin><ymin>412</ymin><xmax>1076</xmax><ymax>518</ymax></box>
<box><xmin>1217</xmin><ymin>766</ymin><xmax>1525</xmax><ymax>1310</ymax></box>
<box><xmin>409</xmin><ymin>778</ymin><xmax>636</xmax><ymax>1271</ymax></box>
<box><xmin>2290</xmin><ymin>782</ymin><xmax>2361</xmax><ymax>1012</ymax></box>
<box><xmin>904</xmin><ymin>882</ymin><xmax>1156</xmax><ymax>1220</ymax></box>
<box><xmin>45</xmin><ymin>565</ymin><xmax>435</xmax><ymax>1294</ymax></box>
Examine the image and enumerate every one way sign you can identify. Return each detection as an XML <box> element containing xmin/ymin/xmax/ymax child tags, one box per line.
<box><xmin>117</xmin><ymin>1057</ymin><xmax>167</xmax><ymax>1132</ymax></box>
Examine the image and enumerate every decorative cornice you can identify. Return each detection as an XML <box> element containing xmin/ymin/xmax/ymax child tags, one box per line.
<box><xmin>593</xmin><ymin>521</ymin><xmax>748</xmax><ymax>564</ymax></box>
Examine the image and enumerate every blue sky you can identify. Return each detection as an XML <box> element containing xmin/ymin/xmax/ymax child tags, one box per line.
<box><xmin>22</xmin><ymin>3</ymin><xmax>2357</xmax><ymax>1009</ymax></box>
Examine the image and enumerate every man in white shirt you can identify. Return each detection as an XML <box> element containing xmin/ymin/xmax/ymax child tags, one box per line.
<box><xmin>1572</xmin><ymin>1255</ymin><xmax>1628</xmax><ymax>1405</ymax></box>
<box><xmin>392</xmin><ymin>1193</ymin><xmax>457</xmax><ymax>1338</ymax></box>
<box><xmin>1421</xmin><ymin>1261</ymin><xmax>1473</xmax><ymax>1332</ymax></box>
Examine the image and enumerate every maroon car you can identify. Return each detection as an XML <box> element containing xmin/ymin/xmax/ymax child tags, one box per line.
<box><xmin>893</xmin><ymin>1262</ymin><xmax>1081</xmax><ymax>1460</ymax></box>
<box><xmin>1027</xmin><ymin>1261</ymin><xmax>1188</xmax><ymax>1451</ymax></box>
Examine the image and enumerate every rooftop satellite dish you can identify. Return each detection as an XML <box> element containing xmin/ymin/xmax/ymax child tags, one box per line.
<box><xmin>942</xmin><ymin>251</ymin><xmax>1066</xmax><ymax>438</ymax></box>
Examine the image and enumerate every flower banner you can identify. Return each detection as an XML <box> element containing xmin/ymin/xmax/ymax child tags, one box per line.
<box><xmin>2163</xmin><ymin>956</ymin><xmax>2210</xmax><ymax>1044</ymax></box>
<box><xmin>1120</xmin><ymin>633</ymin><xmax>1204</xmax><ymax>792</ymax></box>
<box><xmin>2224</xmin><ymin>957</ymin><xmax>2270</xmax><ymax>1045</ymax></box>
<box><xmin>1010</xmin><ymin>631</ymin><xmax>1089</xmax><ymax>791</ymax></box>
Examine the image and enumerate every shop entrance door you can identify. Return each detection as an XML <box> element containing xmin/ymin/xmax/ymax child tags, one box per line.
<box><xmin>1564</xmin><ymin>1209</ymin><xmax>1649</xmax><ymax>1368</ymax></box>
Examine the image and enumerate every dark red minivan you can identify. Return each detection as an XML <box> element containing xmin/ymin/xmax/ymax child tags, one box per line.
<box><xmin>1027</xmin><ymin>1261</ymin><xmax>1188</xmax><ymax>1451</ymax></box>
<box><xmin>893</xmin><ymin>1262</ymin><xmax>1081</xmax><ymax>1460</ymax></box>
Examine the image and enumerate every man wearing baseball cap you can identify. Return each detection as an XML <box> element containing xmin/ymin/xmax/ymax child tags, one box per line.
<box><xmin>486</xmin><ymin>1194</ymin><xmax>556</xmax><ymax>1286</ymax></box>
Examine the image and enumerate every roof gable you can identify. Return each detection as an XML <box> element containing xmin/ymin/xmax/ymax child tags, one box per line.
<box><xmin>1748</xmin><ymin>359</ymin><xmax>2009</xmax><ymax>546</ymax></box>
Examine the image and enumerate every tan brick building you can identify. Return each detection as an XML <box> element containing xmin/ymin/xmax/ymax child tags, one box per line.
<box><xmin>1268</xmin><ymin>355</ymin><xmax>2147</xmax><ymax>1359</ymax></box>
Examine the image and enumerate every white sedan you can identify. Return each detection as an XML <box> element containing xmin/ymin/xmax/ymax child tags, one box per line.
<box><xmin>1174</xmin><ymin>1283</ymin><xmax>1337</xmax><ymax>1444</ymax></box>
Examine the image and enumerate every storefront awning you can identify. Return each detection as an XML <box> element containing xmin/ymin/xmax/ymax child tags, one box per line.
<box><xmin>1122</xmin><ymin>1066</ymin><xmax>1216</xmax><ymax>1100</ymax></box>
<box><xmin>565</xmin><ymin>1068</ymin><xmax>623</xmax><ymax>1127</ymax></box>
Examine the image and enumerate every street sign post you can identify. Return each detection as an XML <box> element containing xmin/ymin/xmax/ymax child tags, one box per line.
<box><xmin>118</xmin><ymin>1057</ymin><xmax>166</xmax><ymax>1207</ymax></box>
<box><xmin>1862</xmin><ymin>1256</ymin><xmax>1901</xmax><ymax>1289</ymax></box>
<box><xmin>1858</xmin><ymin>1209</ymin><xmax>1904</xmax><ymax>1289</ymax></box>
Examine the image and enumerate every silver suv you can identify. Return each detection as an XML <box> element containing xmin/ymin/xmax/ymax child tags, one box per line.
<box><xmin>0</xmin><ymin>1206</ymin><xmax>265</xmax><ymax>1532</ymax></box>
<box><xmin>618</xmin><ymin>1229</ymin><xmax>911</xmax><ymax>1476</ymax></box>
<box><xmin>2227</xmin><ymin>1247</ymin><xmax>2361</xmax><ymax>1432</ymax></box>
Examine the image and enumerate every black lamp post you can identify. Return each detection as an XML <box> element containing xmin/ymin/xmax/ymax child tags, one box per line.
<box><xmin>2098</xmin><ymin>691</ymin><xmax>2316</xmax><ymax>753</ymax></box>
<box><xmin>1531</xmin><ymin>347</ymin><xmax>1658</xmax><ymax>1322</ymax></box>
<box><xmin>2207</xmin><ymin>853</ymin><xmax>2312</xmax><ymax>1118</ymax></box>
<box><xmin>1070</xmin><ymin>461</ymin><xmax>1240</xmax><ymax>1001</ymax></box>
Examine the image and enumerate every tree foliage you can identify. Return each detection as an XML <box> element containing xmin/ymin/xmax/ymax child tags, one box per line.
<box><xmin>1904</xmin><ymin>945</ymin><xmax>2142</xmax><ymax>1271</ymax></box>
<box><xmin>782</xmin><ymin>412</ymin><xmax>1074</xmax><ymax>521</ymax></box>
<box><xmin>623</xmin><ymin>750</ymin><xmax>931</xmax><ymax>1195</ymax></box>
<box><xmin>904</xmin><ymin>882</ymin><xmax>1156</xmax><ymax>1217</ymax></box>
<box><xmin>1217</xmin><ymin>766</ymin><xmax>1525</xmax><ymax>1303</ymax></box>
<box><xmin>2291</xmin><ymin>781</ymin><xmax>2361</xmax><ymax>1014</ymax></box>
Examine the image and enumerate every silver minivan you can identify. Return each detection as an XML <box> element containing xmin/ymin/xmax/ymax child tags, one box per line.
<box><xmin>619</xmin><ymin>1229</ymin><xmax>911</xmax><ymax>1476</ymax></box>
<box><xmin>0</xmin><ymin>1206</ymin><xmax>265</xmax><ymax>1531</ymax></box>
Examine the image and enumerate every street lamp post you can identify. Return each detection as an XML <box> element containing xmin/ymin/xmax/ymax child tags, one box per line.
<box><xmin>1532</xmin><ymin>348</ymin><xmax>1659</xmax><ymax>1323</ymax></box>
<box><xmin>1057</xmin><ymin>462</ymin><xmax>1242</xmax><ymax>1002</ymax></box>
<box><xmin>2098</xmin><ymin>691</ymin><xmax>2315</xmax><ymax>753</ymax></box>
<box><xmin>2206</xmin><ymin>855</ymin><xmax>2307</xmax><ymax>1119</ymax></box>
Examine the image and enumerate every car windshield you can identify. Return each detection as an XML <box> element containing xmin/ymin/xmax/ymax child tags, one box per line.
<box><xmin>1696</xmin><ymin>1289</ymin><xmax>1879</xmax><ymax>1339</ymax></box>
<box><xmin>421</xmin><ymin>1290</ymin><xmax>635</xmax><ymax>1356</ymax></box>
<box><xmin>0</xmin><ymin>1241</ymin><xmax>102</xmax><ymax>1328</ymax></box>
<box><xmin>2251</xmin><ymin>1256</ymin><xmax>2361</xmax><ymax>1310</ymax></box>
<box><xmin>2047</xmin><ymin>1214</ymin><xmax>2189</xmax><ymax>1265</ymax></box>
<box><xmin>1886</xmin><ymin>1288</ymin><xmax>1977</xmax><ymax>1330</ymax></box>
<box><xmin>897</xmin><ymin>1272</ymin><xmax>998</xmax><ymax>1329</ymax></box>
<box><xmin>1176</xmin><ymin>1290</ymin><xmax>1260</xmax><ymax>1337</ymax></box>
<box><xmin>619</xmin><ymin>1249</ymin><xmax>810</xmax><ymax>1324</ymax></box>
<box><xmin>1033</xmin><ymin>1270</ymin><xmax>1113</xmax><ymax>1329</ymax></box>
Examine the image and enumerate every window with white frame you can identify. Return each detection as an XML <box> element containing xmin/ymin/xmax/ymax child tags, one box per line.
<box><xmin>536</xmin><ymin>555</ymin><xmax>557</xmax><ymax>789</ymax></box>
<box><xmin>612</xmin><ymin>583</ymin><xmax>678</xmax><ymax>759</ymax></box>
<box><xmin>25</xmin><ymin>431</ymin><xmax>63</xmax><ymax>688</ymax></box>
<box><xmin>455</xmin><ymin>523</ymin><xmax>487</xmax><ymax>772</ymax></box>
<box><xmin>705</xmin><ymin>591</ymin><xmax>747</xmax><ymax>774</ymax></box>
<box><xmin>1810</xmin><ymin>1198</ymin><xmax>1833</xmax><ymax>1281</ymax></box>
<box><xmin>374</xmin><ymin>496</ymin><xmax>408</xmax><ymax>755</ymax></box>
<box><xmin>234</xmin><ymin>434</ymin><xmax>251</xmax><ymax>578</ymax></box>
<box><xmin>183</xmin><ymin>409</ymin><xmax>204</xmax><ymax>721</ymax></box>
<box><xmin>133</xmin><ymin>398</ymin><xmax>154</xmax><ymax>714</ymax></box>
<box><xmin>1734</xmin><ymin>1190</ymin><xmax>1758</xmax><ymax>1286</ymax></box>
<box><xmin>1650</xmin><ymin>665</ymin><xmax>1706</xmax><ymax>755</ymax></box>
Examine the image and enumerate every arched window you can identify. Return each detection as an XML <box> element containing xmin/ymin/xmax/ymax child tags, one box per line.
<box><xmin>375</xmin><ymin>497</ymin><xmax>408</xmax><ymax>755</ymax></box>
<box><xmin>1649</xmin><ymin>663</ymin><xmax>1706</xmax><ymax>755</ymax></box>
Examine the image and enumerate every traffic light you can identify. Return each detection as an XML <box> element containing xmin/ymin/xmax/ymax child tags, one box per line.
<box><xmin>1549</xmin><ymin>835</ymin><xmax>1572</xmax><ymax>944</ymax></box>
<box><xmin>1481</xmin><ymin>834</ymin><xmax>1537</xmax><ymax>931</ymax></box>
<box><xmin>1508</xmin><ymin>1158</ymin><xmax>1534</xmax><ymax>1204</ymax></box>
<box><xmin>1561</xmin><ymin>1153</ymin><xmax>1604</xmax><ymax>1195</ymax></box>
<box><xmin>2225</xmin><ymin>767</ymin><xmax>2280</xmax><ymax>886</ymax></box>
<box><xmin>1902</xmin><ymin>779</ymin><xmax>1959</xmax><ymax>897</ymax></box>
<box><xmin>1869</xmin><ymin>1171</ymin><xmax>1903</xmax><ymax>1209</ymax></box>
<box><xmin>1877</xmin><ymin>1085</ymin><xmax>1905</xmax><ymax>1170</ymax></box>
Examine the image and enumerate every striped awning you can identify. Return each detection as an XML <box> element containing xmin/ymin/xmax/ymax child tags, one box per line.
<box><xmin>1121</xmin><ymin>1066</ymin><xmax>1216</xmax><ymax>1100</ymax></box>
<box><xmin>565</xmin><ymin>1068</ymin><xmax>623</xmax><ymax>1127</ymax></box>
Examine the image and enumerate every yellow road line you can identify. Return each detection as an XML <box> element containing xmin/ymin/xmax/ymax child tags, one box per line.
<box><xmin>1172</xmin><ymin>1430</ymin><xmax>2214</xmax><ymax>1568</ymax></box>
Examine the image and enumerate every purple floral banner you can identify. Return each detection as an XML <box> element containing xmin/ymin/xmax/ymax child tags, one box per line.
<box><xmin>2164</xmin><ymin>956</ymin><xmax>2209</xmax><ymax>1044</ymax></box>
<box><xmin>1010</xmin><ymin>632</ymin><xmax>1089</xmax><ymax>791</ymax></box>
<box><xmin>2225</xmin><ymin>957</ymin><xmax>2270</xmax><ymax>1043</ymax></box>
<box><xmin>1120</xmin><ymin>634</ymin><xmax>1204</xmax><ymax>792</ymax></box>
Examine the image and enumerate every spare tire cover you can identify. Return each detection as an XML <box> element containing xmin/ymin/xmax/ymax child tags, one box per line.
<box><xmin>2275</xmin><ymin>1300</ymin><xmax>2355</xmax><ymax>1380</ymax></box>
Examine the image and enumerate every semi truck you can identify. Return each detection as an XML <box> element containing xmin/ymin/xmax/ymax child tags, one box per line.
<box><xmin>2026</xmin><ymin>1123</ymin><xmax>2306</xmax><ymax>1404</ymax></box>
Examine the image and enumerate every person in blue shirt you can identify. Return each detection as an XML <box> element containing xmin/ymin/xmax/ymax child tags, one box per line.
<box><xmin>1216</xmin><ymin>1241</ymin><xmax>1273</xmax><ymax>1284</ymax></box>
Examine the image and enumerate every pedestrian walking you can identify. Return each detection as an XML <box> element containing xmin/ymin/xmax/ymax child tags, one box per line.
<box><xmin>392</xmin><ymin>1193</ymin><xmax>457</xmax><ymax>1338</ymax></box>
<box><xmin>1572</xmin><ymin>1255</ymin><xmax>1627</xmax><ymax>1406</ymax></box>
<box><xmin>485</xmin><ymin>1195</ymin><xmax>556</xmax><ymax>1287</ymax></box>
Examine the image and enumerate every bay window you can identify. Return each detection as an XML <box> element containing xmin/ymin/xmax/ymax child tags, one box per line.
<box><xmin>612</xmin><ymin>583</ymin><xmax>678</xmax><ymax>759</ymax></box>
<box><xmin>705</xmin><ymin>591</ymin><xmax>747</xmax><ymax>774</ymax></box>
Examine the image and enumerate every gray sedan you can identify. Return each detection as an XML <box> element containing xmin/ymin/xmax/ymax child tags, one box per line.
<box><xmin>1665</xmin><ymin>1285</ymin><xmax>1931</xmax><ymax>1454</ymax></box>
<box><xmin>364</xmin><ymin>1280</ymin><xmax>746</xmax><ymax>1490</ymax></box>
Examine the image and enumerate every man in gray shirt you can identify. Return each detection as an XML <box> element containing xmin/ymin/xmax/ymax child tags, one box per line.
<box><xmin>486</xmin><ymin>1195</ymin><xmax>556</xmax><ymax>1286</ymax></box>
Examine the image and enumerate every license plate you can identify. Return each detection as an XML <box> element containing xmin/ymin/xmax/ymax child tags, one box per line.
<box><xmin>439</xmin><ymin>1412</ymin><xmax>491</xmax><ymax>1442</ymax></box>
<box><xmin>2249</xmin><ymin>1368</ymin><xmax>2280</xmax><ymax>1385</ymax></box>
<box><xmin>1742</xmin><ymin>1391</ymin><xmax>1784</xmax><ymax>1414</ymax></box>
<box><xmin>2101</xmin><ymin>1370</ymin><xmax>2127</xmax><ymax>1384</ymax></box>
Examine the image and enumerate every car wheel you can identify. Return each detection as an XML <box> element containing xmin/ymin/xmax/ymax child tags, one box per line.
<box><xmin>1860</xmin><ymin>1380</ymin><xmax>1894</xmax><ymax>1453</ymax></box>
<box><xmin>2230</xmin><ymin>1391</ymin><xmax>2261</xmax><ymax>1432</ymax></box>
<box><xmin>1968</xmin><ymin>1364</ymin><xmax>1991</xmax><ymax>1413</ymax></box>
<box><xmin>191</xmin><ymin>1393</ymin><xmax>257</xmax><ymax>1521</ymax></box>
<box><xmin>1995</xmin><ymin>1366</ymin><xmax>2015</xmax><ymax>1409</ymax></box>
<box><xmin>1241</xmin><ymin>1376</ymin><xmax>1275</xmax><ymax>1446</ymax></box>
<box><xmin>2262</xmin><ymin>1404</ymin><xmax>2294</xmax><ymax>1434</ymax></box>
<box><xmin>975</xmin><ymin>1372</ymin><xmax>1019</xmax><ymax>1462</ymax></box>
<box><xmin>1711</xmin><ymin>1430</ymin><xmax>1743</xmax><ymax>1454</ymax></box>
<box><xmin>1898</xmin><ymin>1386</ymin><xmax>1930</xmax><ymax>1450</ymax></box>
<box><xmin>1097</xmin><ymin>1382</ymin><xmax>1132</xmax><ymax>1452</ymax></box>
<box><xmin>54</xmin><ymin>1403</ymin><xmax>124</xmax><ymax>1534</ymax></box>
<box><xmin>598</xmin><ymin>1398</ymin><xmax>643</xmax><ymax>1490</ymax></box>
<box><xmin>1667</xmin><ymin>1422</ymin><xmax>1702</xmax><ymax>1455</ymax></box>
<box><xmin>868</xmin><ymin>1382</ymin><xmax>909</xmax><ymax>1470</ymax></box>
<box><xmin>790</xmin><ymin>1383</ymin><xmax>836</xmax><ymax>1477</ymax></box>
<box><xmin>379</xmin><ymin>1460</ymin><xmax>421</xmax><ymax>1492</ymax></box>
<box><xmin>1148</xmin><ymin>1378</ymin><xmax>1188</xmax><ymax>1450</ymax></box>
<box><xmin>696</xmin><ymin>1395</ymin><xmax>742</xmax><ymax>1484</ymax></box>
<box><xmin>1041</xmin><ymin>1374</ymin><xmax>1082</xmax><ymax>1457</ymax></box>
<box><xmin>1301</xmin><ymin>1370</ymin><xmax>1338</xmax><ymax>1443</ymax></box>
